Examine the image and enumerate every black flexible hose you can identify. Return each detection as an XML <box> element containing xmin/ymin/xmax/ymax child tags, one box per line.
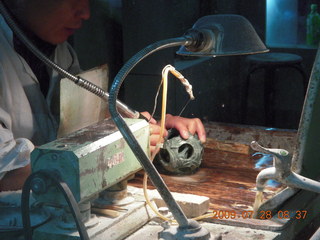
<box><xmin>21</xmin><ymin>170</ymin><xmax>89</xmax><ymax>240</ymax></box>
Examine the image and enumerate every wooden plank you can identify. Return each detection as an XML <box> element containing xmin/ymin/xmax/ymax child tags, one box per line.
<box><xmin>204</xmin><ymin>138</ymin><xmax>250</xmax><ymax>155</ymax></box>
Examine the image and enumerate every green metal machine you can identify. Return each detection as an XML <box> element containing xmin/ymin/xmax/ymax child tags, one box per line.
<box><xmin>29</xmin><ymin>118</ymin><xmax>150</xmax><ymax>240</ymax></box>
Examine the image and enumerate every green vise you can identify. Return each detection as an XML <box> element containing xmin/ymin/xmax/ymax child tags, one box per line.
<box><xmin>31</xmin><ymin>118</ymin><xmax>149</xmax><ymax>205</ymax></box>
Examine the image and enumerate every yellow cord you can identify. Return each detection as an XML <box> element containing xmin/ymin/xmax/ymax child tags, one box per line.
<box><xmin>142</xmin><ymin>65</ymin><xmax>172</xmax><ymax>222</ymax></box>
<box><xmin>158</xmin><ymin>65</ymin><xmax>170</xmax><ymax>142</ymax></box>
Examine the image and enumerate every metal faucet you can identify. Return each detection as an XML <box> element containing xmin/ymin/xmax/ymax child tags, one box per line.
<box><xmin>251</xmin><ymin>141</ymin><xmax>320</xmax><ymax>193</ymax></box>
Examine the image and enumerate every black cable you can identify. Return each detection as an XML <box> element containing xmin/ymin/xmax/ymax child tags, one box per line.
<box><xmin>21</xmin><ymin>170</ymin><xmax>89</xmax><ymax>240</ymax></box>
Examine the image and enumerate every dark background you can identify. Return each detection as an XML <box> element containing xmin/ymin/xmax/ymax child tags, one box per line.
<box><xmin>71</xmin><ymin>0</ymin><xmax>319</xmax><ymax>130</ymax></box>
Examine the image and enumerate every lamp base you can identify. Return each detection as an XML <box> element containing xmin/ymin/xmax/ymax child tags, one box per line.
<box><xmin>159</xmin><ymin>219</ymin><xmax>211</xmax><ymax>240</ymax></box>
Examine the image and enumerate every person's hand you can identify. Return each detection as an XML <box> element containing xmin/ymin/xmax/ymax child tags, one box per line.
<box><xmin>164</xmin><ymin>114</ymin><xmax>206</xmax><ymax>143</ymax></box>
<box><xmin>140</xmin><ymin>112</ymin><xmax>168</xmax><ymax>154</ymax></box>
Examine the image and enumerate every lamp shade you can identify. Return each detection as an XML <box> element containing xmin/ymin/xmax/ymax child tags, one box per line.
<box><xmin>177</xmin><ymin>14</ymin><xmax>269</xmax><ymax>57</ymax></box>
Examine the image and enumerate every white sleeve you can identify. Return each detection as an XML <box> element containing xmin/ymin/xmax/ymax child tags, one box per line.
<box><xmin>0</xmin><ymin>121</ymin><xmax>34</xmax><ymax>181</ymax></box>
<box><xmin>0</xmin><ymin>24</ymin><xmax>35</xmax><ymax>180</ymax></box>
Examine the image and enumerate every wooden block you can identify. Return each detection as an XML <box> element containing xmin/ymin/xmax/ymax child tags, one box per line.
<box><xmin>153</xmin><ymin>191</ymin><xmax>210</xmax><ymax>218</ymax></box>
<box><xmin>128</xmin><ymin>186</ymin><xmax>210</xmax><ymax>218</ymax></box>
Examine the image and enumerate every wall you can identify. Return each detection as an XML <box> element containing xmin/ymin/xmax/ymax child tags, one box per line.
<box><xmin>72</xmin><ymin>0</ymin><xmax>123</xmax><ymax>83</ymax></box>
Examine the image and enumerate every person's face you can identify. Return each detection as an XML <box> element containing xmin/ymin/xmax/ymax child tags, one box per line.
<box><xmin>22</xmin><ymin>0</ymin><xmax>90</xmax><ymax>44</ymax></box>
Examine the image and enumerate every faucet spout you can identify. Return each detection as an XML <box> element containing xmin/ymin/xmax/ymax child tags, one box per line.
<box><xmin>256</xmin><ymin>167</ymin><xmax>276</xmax><ymax>191</ymax></box>
<box><xmin>251</xmin><ymin>141</ymin><xmax>320</xmax><ymax>193</ymax></box>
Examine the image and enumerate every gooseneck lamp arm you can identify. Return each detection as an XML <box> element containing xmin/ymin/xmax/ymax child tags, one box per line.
<box><xmin>109</xmin><ymin>37</ymin><xmax>194</xmax><ymax>227</ymax></box>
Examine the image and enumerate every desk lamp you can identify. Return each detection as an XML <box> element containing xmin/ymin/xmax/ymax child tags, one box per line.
<box><xmin>108</xmin><ymin>14</ymin><xmax>268</xmax><ymax>239</ymax></box>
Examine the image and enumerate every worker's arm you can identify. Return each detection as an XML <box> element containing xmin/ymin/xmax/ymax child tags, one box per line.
<box><xmin>0</xmin><ymin>119</ymin><xmax>34</xmax><ymax>192</ymax></box>
<box><xmin>0</xmin><ymin>164</ymin><xmax>31</xmax><ymax>191</ymax></box>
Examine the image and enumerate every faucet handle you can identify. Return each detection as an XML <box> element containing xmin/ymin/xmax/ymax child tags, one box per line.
<box><xmin>251</xmin><ymin>141</ymin><xmax>291</xmax><ymax>172</ymax></box>
<box><xmin>250</xmin><ymin>141</ymin><xmax>289</xmax><ymax>157</ymax></box>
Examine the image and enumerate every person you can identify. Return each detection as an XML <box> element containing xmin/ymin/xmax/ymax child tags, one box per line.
<box><xmin>0</xmin><ymin>0</ymin><xmax>206</xmax><ymax>191</ymax></box>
